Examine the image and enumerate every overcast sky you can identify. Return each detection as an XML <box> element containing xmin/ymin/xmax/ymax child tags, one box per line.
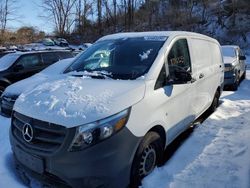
<box><xmin>8</xmin><ymin>0</ymin><xmax>54</xmax><ymax>33</ymax></box>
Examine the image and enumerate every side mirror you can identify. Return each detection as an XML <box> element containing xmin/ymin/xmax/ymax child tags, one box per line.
<box><xmin>239</xmin><ymin>55</ymin><xmax>246</xmax><ymax>61</ymax></box>
<box><xmin>13</xmin><ymin>64</ymin><xmax>24</xmax><ymax>72</ymax></box>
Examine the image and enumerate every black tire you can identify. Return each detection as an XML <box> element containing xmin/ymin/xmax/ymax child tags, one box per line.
<box><xmin>130</xmin><ymin>132</ymin><xmax>164</xmax><ymax>188</ymax></box>
<box><xmin>231</xmin><ymin>73</ymin><xmax>240</xmax><ymax>91</ymax></box>
<box><xmin>208</xmin><ymin>90</ymin><xmax>220</xmax><ymax>113</ymax></box>
<box><xmin>242</xmin><ymin>71</ymin><xmax>246</xmax><ymax>80</ymax></box>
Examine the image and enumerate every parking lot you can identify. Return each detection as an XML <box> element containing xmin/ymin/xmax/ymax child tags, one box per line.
<box><xmin>0</xmin><ymin>58</ymin><xmax>249</xmax><ymax>188</ymax></box>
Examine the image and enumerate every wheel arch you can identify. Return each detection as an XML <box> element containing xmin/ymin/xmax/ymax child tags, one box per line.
<box><xmin>216</xmin><ymin>86</ymin><xmax>221</xmax><ymax>97</ymax></box>
<box><xmin>148</xmin><ymin>125</ymin><xmax>166</xmax><ymax>148</ymax></box>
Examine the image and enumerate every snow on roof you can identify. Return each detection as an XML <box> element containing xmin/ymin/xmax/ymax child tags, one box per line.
<box><xmin>221</xmin><ymin>45</ymin><xmax>240</xmax><ymax>49</ymax></box>
<box><xmin>13</xmin><ymin>49</ymin><xmax>72</xmax><ymax>55</ymax></box>
<box><xmin>98</xmin><ymin>31</ymin><xmax>218</xmax><ymax>43</ymax></box>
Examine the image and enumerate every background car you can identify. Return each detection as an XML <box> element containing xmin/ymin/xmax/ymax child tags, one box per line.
<box><xmin>0</xmin><ymin>50</ymin><xmax>74</xmax><ymax>95</ymax></box>
<box><xmin>78</xmin><ymin>43</ymin><xmax>92</xmax><ymax>50</ymax></box>
<box><xmin>53</xmin><ymin>38</ymin><xmax>69</xmax><ymax>47</ymax></box>
<box><xmin>222</xmin><ymin>45</ymin><xmax>247</xmax><ymax>90</ymax></box>
<box><xmin>0</xmin><ymin>57</ymin><xmax>74</xmax><ymax>117</ymax></box>
<box><xmin>0</xmin><ymin>50</ymin><xmax>15</xmax><ymax>58</ymax></box>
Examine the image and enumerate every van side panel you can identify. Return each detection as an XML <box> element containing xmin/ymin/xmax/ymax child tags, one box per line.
<box><xmin>189</xmin><ymin>38</ymin><xmax>223</xmax><ymax>117</ymax></box>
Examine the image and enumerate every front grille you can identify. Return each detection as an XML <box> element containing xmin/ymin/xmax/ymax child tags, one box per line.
<box><xmin>12</xmin><ymin>111</ymin><xmax>67</xmax><ymax>154</ymax></box>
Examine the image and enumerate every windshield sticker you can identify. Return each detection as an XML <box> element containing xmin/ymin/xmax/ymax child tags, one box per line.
<box><xmin>144</xmin><ymin>36</ymin><xmax>167</xmax><ymax>41</ymax></box>
<box><xmin>139</xmin><ymin>49</ymin><xmax>153</xmax><ymax>61</ymax></box>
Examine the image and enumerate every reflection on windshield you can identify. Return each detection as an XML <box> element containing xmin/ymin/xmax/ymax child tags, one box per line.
<box><xmin>65</xmin><ymin>37</ymin><xmax>166</xmax><ymax>79</ymax></box>
<box><xmin>0</xmin><ymin>54</ymin><xmax>20</xmax><ymax>71</ymax></box>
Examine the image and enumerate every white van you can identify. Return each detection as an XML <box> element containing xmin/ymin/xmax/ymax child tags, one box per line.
<box><xmin>10</xmin><ymin>31</ymin><xmax>224</xmax><ymax>188</ymax></box>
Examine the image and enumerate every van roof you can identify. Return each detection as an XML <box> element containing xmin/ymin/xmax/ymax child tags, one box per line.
<box><xmin>221</xmin><ymin>45</ymin><xmax>240</xmax><ymax>49</ymax></box>
<box><xmin>98</xmin><ymin>31</ymin><xmax>218</xmax><ymax>43</ymax></box>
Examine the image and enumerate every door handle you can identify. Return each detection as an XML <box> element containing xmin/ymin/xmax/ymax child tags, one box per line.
<box><xmin>199</xmin><ymin>73</ymin><xmax>204</xmax><ymax>79</ymax></box>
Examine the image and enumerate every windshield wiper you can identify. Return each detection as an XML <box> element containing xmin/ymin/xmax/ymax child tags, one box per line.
<box><xmin>70</xmin><ymin>70</ymin><xmax>113</xmax><ymax>79</ymax></box>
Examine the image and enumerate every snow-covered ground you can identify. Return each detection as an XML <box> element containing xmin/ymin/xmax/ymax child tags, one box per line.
<box><xmin>1</xmin><ymin>64</ymin><xmax>250</xmax><ymax>188</ymax></box>
<box><xmin>142</xmin><ymin>71</ymin><xmax>250</xmax><ymax>188</ymax></box>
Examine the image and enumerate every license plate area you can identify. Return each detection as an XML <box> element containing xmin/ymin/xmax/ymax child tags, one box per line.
<box><xmin>15</xmin><ymin>147</ymin><xmax>44</xmax><ymax>174</ymax></box>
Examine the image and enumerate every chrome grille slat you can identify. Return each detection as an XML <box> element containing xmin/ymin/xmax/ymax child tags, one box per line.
<box><xmin>12</xmin><ymin>119</ymin><xmax>24</xmax><ymax>132</ymax></box>
<box><xmin>35</xmin><ymin>134</ymin><xmax>63</xmax><ymax>145</ymax></box>
<box><xmin>13</xmin><ymin>129</ymin><xmax>57</xmax><ymax>153</ymax></box>
<box><xmin>13</xmin><ymin>112</ymin><xmax>31</xmax><ymax>124</ymax></box>
<box><xmin>12</xmin><ymin>112</ymin><xmax>66</xmax><ymax>154</ymax></box>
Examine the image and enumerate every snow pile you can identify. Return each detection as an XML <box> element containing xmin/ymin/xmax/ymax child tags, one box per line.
<box><xmin>0</xmin><ymin>118</ymin><xmax>26</xmax><ymax>188</ymax></box>
<box><xmin>142</xmin><ymin>72</ymin><xmax>250</xmax><ymax>188</ymax></box>
<box><xmin>139</xmin><ymin>49</ymin><xmax>153</xmax><ymax>61</ymax></box>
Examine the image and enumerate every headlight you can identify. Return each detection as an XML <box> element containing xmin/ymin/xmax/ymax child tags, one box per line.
<box><xmin>69</xmin><ymin>108</ymin><xmax>131</xmax><ymax>151</ymax></box>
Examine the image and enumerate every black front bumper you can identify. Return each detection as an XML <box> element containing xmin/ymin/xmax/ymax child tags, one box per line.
<box><xmin>10</xmin><ymin>122</ymin><xmax>141</xmax><ymax>188</ymax></box>
<box><xmin>224</xmin><ymin>70</ymin><xmax>237</xmax><ymax>87</ymax></box>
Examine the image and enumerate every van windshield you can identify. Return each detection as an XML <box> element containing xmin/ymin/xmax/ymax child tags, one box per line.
<box><xmin>65</xmin><ymin>37</ymin><xmax>166</xmax><ymax>79</ymax></box>
<box><xmin>222</xmin><ymin>47</ymin><xmax>236</xmax><ymax>57</ymax></box>
<box><xmin>0</xmin><ymin>53</ymin><xmax>20</xmax><ymax>71</ymax></box>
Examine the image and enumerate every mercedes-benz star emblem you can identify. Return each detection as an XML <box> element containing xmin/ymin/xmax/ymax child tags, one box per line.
<box><xmin>22</xmin><ymin>123</ymin><xmax>33</xmax><ymax>143</ymax></box>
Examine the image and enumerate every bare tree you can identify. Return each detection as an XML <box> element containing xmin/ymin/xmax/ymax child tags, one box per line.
<box><xmin>97</xmin><ymin>0</ymin><xmax>102</xmax><ymax>34</ymax></box>
<box><xmin>75</xmin><ymin>0</ymin><xmax>93</xmax><ymax>36</ymax></box>
<box><xmin>0</xmin><ymin>0</ymin><xmax>18</xmax><ymax>35</ymax></box>
<box><xmin>41</xmin><ymin>0</ymin><xmax>77</xmax><ymax>36</ymax></box>
<box><xmin>113</xmin><ymin>0</ymin><xmax>117</xmax><ymax>30</ymax></box>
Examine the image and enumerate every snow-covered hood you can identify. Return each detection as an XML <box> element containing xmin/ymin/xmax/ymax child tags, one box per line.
<box><xmin>14</xmin><ymin>75</ymin><xmax>146</xmax><ymax>128</ymax></box>
<box><xmin>223</xmin><ymin>56</ymin><xmax>237</xmax><ymax>66</ymax></box>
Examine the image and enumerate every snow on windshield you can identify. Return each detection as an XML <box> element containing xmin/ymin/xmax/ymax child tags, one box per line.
<box><xmin>222</xmin><ymin>47</ymin><xmax>236</xmax><ymax>57</ymax></box>
<box><xmin>139</xmin><ymin>49</ymin><xmax>153</xmax><ymax>61</ymax></box>
<box><xmin>0</xmin><ymin>54</ymin><xmax>20</xmax><ymax>71</ymax></box>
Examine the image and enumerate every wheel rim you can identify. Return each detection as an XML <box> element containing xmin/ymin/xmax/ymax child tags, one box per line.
<box><xmin>139</xmin><ymin>145</ymin><xmax>157</xmax><ymax>177</ymax></box>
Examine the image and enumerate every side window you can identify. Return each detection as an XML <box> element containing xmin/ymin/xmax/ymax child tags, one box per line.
<box><xmin>57</xmin><ymin>52</ymin><xmax>74</xmax><ymax>59</ymax></box>
<box><xmin>16</xmin><ymin>54</ymin><xmax>40</xmax><ymax>68</ymax></box>
<box><xmin>42</xmin><ymin>53</ymin><xmax>60</xmax><ymax>65</ymax></box>
<box><xmin>167</xmin><ymin>39</ymin><xmax>191</xmax><ymax>81</ymax></box>
<box><xmin>235</xmin><ymin>49</ymin><xmax>239</xmax><ymax>57</ymax></box>
<box><xmin>154</xmin><ymin>65</ymin><xmax>167</xmax><ymax>90</ymax></box>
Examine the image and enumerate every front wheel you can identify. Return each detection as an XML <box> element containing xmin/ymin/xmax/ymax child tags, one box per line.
<box><xmin>130</xmin><ymin>132</ymin><xmax>164</xmax><ymax>188</ymax></box>
<box><xmin>231</xmin><ymin>73</ymin><xmax>240</xmax><ymax>91</ymax></box>
<box><xmin>242</xmin><ymin>71</ymin><xmax>246</xmax><ymax>80</ymax></box>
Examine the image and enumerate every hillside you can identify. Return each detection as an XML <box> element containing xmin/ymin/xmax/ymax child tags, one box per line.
<box><xmin>121</xmin><ymin>0</ymin><xmax>250</xmax><ymax>53</ymax></box>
